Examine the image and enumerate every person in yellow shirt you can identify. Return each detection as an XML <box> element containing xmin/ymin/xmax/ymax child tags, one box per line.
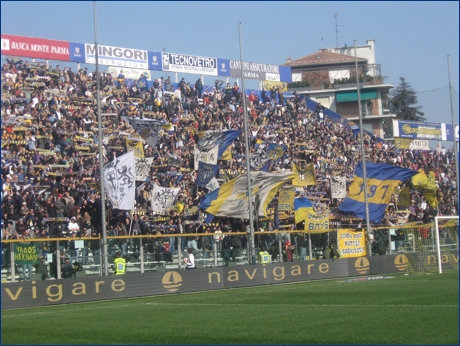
<box><xmin>113</xmin><ymin>251</ymin><xmax>126</xmax><ymax>275</ymax></box>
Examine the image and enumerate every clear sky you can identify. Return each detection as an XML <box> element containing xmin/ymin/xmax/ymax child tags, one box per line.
<box><xmin>1</xmin><ymin>1</ymin><xmax>458</xmax><ymax>129</ymax></box>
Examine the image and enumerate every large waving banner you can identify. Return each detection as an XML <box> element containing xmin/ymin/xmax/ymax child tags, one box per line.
<box><xmin>338</xmin><ymin>229</ymin><xmax>367</xmax><ymax>258</ymax></box>
<box><xmin>339</xmin><ymin>163</ymin><xmax>418</xmax><ymax>223</ymax></box>
<box><xmin>135</xmin><ymin>157</ymin><xmax>154</xmax><ymax>181</ymax></box>
<box><xmin>104</xmin><ymin>151</ymin><xmax>136</xmax><ymax>210</ymax></box>
<box><xmin>411</xmin><ymin>170</ymin><xmax>438</xmax><ymax>208</ymax></box>
<box><xmin>151</xmin><ymin>184</ymin><xmax>180</xmax><ymax>213</ymax></box>
<box><xmin>197</xmin><ymin>130</ymin><xmax>241</xmax><ymax>159</ymax></box>
<box><xmin>200</xmin><ymin>171</ymin><xmax>296</xmax><ymax>219</ymax></box>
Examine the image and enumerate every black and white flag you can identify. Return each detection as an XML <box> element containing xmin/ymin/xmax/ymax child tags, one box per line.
<box><xmin>151</xmin><ymin>184</ymin><xmax>180</xmax><ymax>213</ymax></box>
<box><xmin>104</xmin><ymin>151</ymin><xmax>136</xmax><ymax>210</ymax></box>
<box><xmin>121</xmin><ymin>116</ymin><xmax>167</xmax><ymax>148</ymax></box>
<box><xmin>331</xmin><ymin>176</ymin><xmax>347</xmax><ymax>199</ymax></box>
<box><xmin>135</xmin><ymin>157</ymin><xmax>154</xmax><ymax>181</ymax></box>
<box><xmin>194</xmin><ymin>145</ymin><xmax>218</xmax><ymax>170</ymax></box>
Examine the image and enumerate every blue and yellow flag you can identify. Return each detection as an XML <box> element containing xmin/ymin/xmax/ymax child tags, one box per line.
<box><xmin>268</xmin><ymin>143</ymin><xmax>286</xmax><ymax>161</ymax></box>
<box><xmin>339</xmin><ymin>163</ymin><xmax>418</xmax><ymax>223</ymax></box>
<box><xmin>126</xmin><ymin>138</ymin><xmax>144</xmax><ymax>158</ymax></box>
<box><xmin>197</xmin><ymin>162</ymin><xmax>219</xmax><ymax>187</ymax></box>
<box><xmin>293</xmin><ymin>197</ymin><xmax>316</xmax><ymax>224</ymax></box>
<box><xmin>411</xmin><ymin>170</ymin><xmax>438</xmax><ymax>208</ymax></box>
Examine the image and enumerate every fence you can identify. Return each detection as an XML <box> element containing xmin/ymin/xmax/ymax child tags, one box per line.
<box><xmin>1</xmin><ymin>223</ymin><xmax>457</xmax><ymax>283</ymax></box>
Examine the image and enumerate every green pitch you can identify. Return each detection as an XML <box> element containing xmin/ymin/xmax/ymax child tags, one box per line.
<box><xmin>2</xmin><ymin>270</ymin><xmax>458</xmax><ymax>345</ymax></box>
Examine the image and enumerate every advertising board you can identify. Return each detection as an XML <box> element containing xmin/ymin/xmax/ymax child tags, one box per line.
<box><xmin>162</xmin><ymin>52</ymin><xmax>218</xmax><ymax>76</ymax></box>
<box><xmin>1</xmin><ymin>34</ymin><xmax>70</xmax><ymax>61</ymax></box>
<box><xmin>85</xmin><ymin>44</ymin><xmax>148</xmax><ymax>69</ymax></box>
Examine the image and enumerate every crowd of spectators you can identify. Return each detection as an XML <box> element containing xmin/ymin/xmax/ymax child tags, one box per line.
<box><xmin>1</xmin><ymin>58</ymin><xmax>458</xmax><ymax>269</ymax></box>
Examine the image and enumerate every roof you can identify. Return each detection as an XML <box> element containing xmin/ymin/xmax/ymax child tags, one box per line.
<box><xmin>283</xmin><ymin>50</ymin><xmax>367</xmax><ymax>67</ymax></box>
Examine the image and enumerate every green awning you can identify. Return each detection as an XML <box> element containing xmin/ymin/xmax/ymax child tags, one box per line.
<box><xmin>336</xmin><ymin>89</ymin><xmax>377</xmax><ymax>102</ymax></box>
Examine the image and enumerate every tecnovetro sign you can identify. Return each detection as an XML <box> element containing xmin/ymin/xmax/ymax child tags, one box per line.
<box><xmin>1</xmin><ymin>34</ymin><xmax>70</xmax><ymax>61</ymax></box>
<box><xmin>3</xmin><ymin>252</ymin><xmax>457</xmax><ymax>309</ymax></box>
<box><xmin>162</xmin><ymin>52</ymin><xmax>218</xmax><ymax>76</ymax></box>
<box><xmin>85</xmin><ymin>44</ymin><xmax>148</xmax><ymax>69</ymax></box>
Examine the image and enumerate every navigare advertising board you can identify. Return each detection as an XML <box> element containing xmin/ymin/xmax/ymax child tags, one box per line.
<box><xmin>392</xmin><ymin>120</ymin><xmax>447</xmax><ymax>141</ymax></box>
<box><xmin>85</xmin><ymin>44</ymin><xmax>148</xmax><ymax>69</ymax></box>
<box><xmin>162</xmin><ymin>52</ymin><xmax>218</xmax><ymax>76</ymax></box>
<box><xmin>1</xmin><ymin>34</ymin><xmax>70</xmax><ymax>61</ymax></box>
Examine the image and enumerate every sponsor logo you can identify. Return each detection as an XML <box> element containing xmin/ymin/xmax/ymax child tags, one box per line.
<box><xmin>152</xmin><ymin>56</ymin><xmax>157</xmax><ymax>63</ymax></box>
<box><xmin>75</xmin><ymin>47</ymin><xmax>80</xmax><ymax>54</ymax></box>
<box><xmin>266</xmin><ymin>73</ymin><xmax>280</xmax><ymax>82</ymax></box>
<box><xmin>162</xmin><ymin>271</ymin><xmax>182</xmax><ymax>292</ymax></box>
<box><xmin>2</xmin><ymin>39</ymin><xmax>10</xmax><ymax>50</ymax></box>
<box><xmin>394</xmin><ymin>254</ymin><xmax>408</xmax><ymax>271</ymax></box>
<box><xmin>355</xmin><ymin>257</ymin><xmax>370</xmax><ymax>274</ymax></box>
<box><xmin>221</xmin><ymin>63</ymin><xmax>225</xmax><ymax>69</ymax></box>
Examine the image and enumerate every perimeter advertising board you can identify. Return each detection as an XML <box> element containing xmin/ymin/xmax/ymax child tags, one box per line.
<box><xmin>161</xmin><ymin>52</ymin><xmax>218</xmax><ymax>76</ymax></box>
<box><xmin>1</xmin><ymin>34</ymin><xmax>70</xmax><ymax>61</ymax></box>
<box><xmin>84</xmin><ymin>44</ymin><xmax>148</xmax><ymax>69</ymax></box>
<box><xmin>392</xmin><ymin>120</ymin><xmax>448</xmax><ymax>141</ymax></box>
<box><xmin>229</xmin><ymin>60</ymin><xmax>292</xmax><ymax>82</ymax></box>
<box><xmin>5</xmin><ymin>252</ymin><xmax>456</xmax><ymax>309</ymax></box>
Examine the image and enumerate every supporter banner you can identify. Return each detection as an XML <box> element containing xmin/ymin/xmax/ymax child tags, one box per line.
<box><xmin>162</xmin><ymin>52</ymin><xmax>218</xmax><ymax>76</ymax></box>
<box><xmin>292</xmin><ymin>163</ymin><xmax>316</xmax><ymax>186</ymax></box>
<box><xmin>394</xmin><ymin>138</ymin><xmax>430</xmax><ymax>150</ymax></box>
<box><xmin>85</xmin><ymin>44</ymin><xmax>148</xmax><ymax>69</ymax></box>
<box><xmin>194</xmin><ymin>145</ymin><xmax>218</xmax><ymax>170</ymax></box>
<box><xmin>392</xmin><ymin>120</ymin><xmax>446</xmax><ymax>141</ymax></box>
<box><xmin>337</xmin><ymin>229</ymin><xmax>367</xmax><ymax>258</ymax></box>
<box><xmin>151</xmin><ymin>184</ymin><xmax>180</xmax><ymax>213</ymax></box>
<box><xmin>331</xmin><ymin>176</ymin><xmax>347</xmax><ymax>199</ymax></box>
<box><xmin>104</xmin><ymin>151</ymin><xmax>136</xmax><ymax>210</ymax></box>
<box><xmin>1</xmin><ymin>34</ymin><xmax>70</xmax><ymax>61</ymax></box>
<box><xmin>267</xmin><ymin>143</ymin><xmax>286</xmax><ymax>161</ymax></box>
<box><xmin>278</xmin><ymin>190</ymin><xmax>295</xmax><ymax>211</ymax></box>
<box><xmin>197</xmin><ymin>162</ymin><xmax>219</xmax><ymax>187</ymax></box>
<box><xmin>262</xmin><ymin>80</ymin><xmax>288</xmax><ymax>92</ymax></box>
<box><xmin>250</xmin><ymin>149</ymin><xmax>270</xmax><ymax>169</ymax></box>
<box><xmin>108</xmin><ymin>67</ymin><xmax>151</xmax><ymax>81</ymax></box>
<box><xmin>398</xmin><ymin>187</ymin><xmax>411</xmax><ymax>208</ymax></box>
<box><xmin>304</xmin><ymin>210</ymin><xmax>329</xmax><ymax>233</ymax></box>
<box><xmin>13</xmin><ymin>243</ymin><xmax>39</xmax><ymax>265</ymax></box>
<box><xmin>135</xmin><ymin>157</ymin><xmax>154</xmax><ymax>181</ymax></box>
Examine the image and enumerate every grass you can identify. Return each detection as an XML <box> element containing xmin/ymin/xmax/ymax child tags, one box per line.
<box><xmin>1</xmin><ymin>270</ymin><xmax>458</xmax><ymax>345</ymax></box>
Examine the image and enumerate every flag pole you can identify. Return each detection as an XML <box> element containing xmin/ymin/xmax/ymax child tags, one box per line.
<box><xmin>238</xmin><ymin>21</ymin><xmax>256</xmax><ymax>264</ymax></box>
<box><xmin>447</xmin><ymin>55</ymin><xmax>459</xmax><ymax>202</ymax></box>
<box><xmin>94</xmin><ymin>1</ymin><xmax>109</xmax><ymax>275</ymax></box>
<box><xmin>354</xmin><ymin>39</ymin><xmax>372</xmax><ymax>255</ymax></box>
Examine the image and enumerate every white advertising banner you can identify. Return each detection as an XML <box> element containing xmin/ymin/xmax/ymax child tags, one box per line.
<box><xmin>162</xmin><ymin>52</ymin><xmax>218</xmax><ymax>76</ymax></box>
<box><xmin>85</xmin><ymin>44</ymin><xmax>148</xmax><ymax>69</ymax></box>
<box><xmin>108</xmin><ymin>67</ymin><xmax>151</xmax><ymax>80</ymax></box>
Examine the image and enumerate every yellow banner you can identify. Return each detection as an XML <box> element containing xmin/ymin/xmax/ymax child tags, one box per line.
<box><xmin>220</xmin><ymin>146</ymin><xmax>232</xmax><ymax>161</ymax></box>
<box><xmin>262</xmin><ymin>80</ymin><xmax>288</xmax><ymax>92</ymax></box>
<box><xmin>394</xmin><ymin>138</ymin><xmax>412</xmax><ymax>149</ymax></box>
<box><xmin>292</xmin><ymin>163</ymin><xmax>316</xmax><ymax>186</ymax></box>
<box><xmin>126</xmin><ymin>139</ymin><xmax>145</xmax><ymax>158</ymax></box>
<box><xmin>304</xmin><ymin>211</ymin><xmax>329</xmax><ymax>233</ymax></box>
<box><xmin>337</xmin><ymin>229</ymin><xmax>367</xmax><ymax>258</ymax></box>
<box><xmin>397</xmin><ymin>187</ymin><xmax>411</xmax><ymax>208</ymax></box>
<box><xmin>278</xmin><ymin>190</ymin><xmax>295</xmax><ymax>211</ymax></box>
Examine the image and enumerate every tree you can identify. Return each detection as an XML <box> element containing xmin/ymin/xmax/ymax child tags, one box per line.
<box><xmin>390</xmin><ymin>77</ymin><xmax>425</xmax><ymax>121</ymax></box>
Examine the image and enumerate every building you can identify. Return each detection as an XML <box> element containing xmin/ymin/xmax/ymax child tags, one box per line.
<box><xmin>283</xmin><ymin>39</ymin><xmax>396</xmax><ymax>138</ymax></box>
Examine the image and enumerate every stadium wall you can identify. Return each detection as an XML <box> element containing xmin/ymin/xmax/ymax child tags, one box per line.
<box><xmin>2</xmin><ymin>252</ymin><xmax>458</xmax><ymax>309</ymax></box>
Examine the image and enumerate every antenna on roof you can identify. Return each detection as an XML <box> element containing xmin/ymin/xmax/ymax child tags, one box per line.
<box><xmin>321</xmin><ymin>37</ymin><xmax>324</xmax><ymax>49</ymax></box>
<box><xmin>335</xmin><ymin>13</ymin><xmax>339</xmax><ymax>48</ymax></box>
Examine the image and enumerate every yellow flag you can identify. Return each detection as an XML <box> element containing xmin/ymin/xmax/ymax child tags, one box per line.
<box><xmin>398</xmin><ymin>187</ymin><xmax>411</xmax><ymax>207</ymax></box>
<box><xmin>220</xmin><ymin>146</ymin><xmax>232</xmax><ymax>161</ymax></box>
<box><xmin>126</xmin><ymin>139</ymin><xmax>144</xmax><ymax>158</ymax></box>
<box><xmin>292</xmin><ymin>163</ymin><xmax>316</xmax><ymax>186</ymax></box>
<box><xmin>411</xmin><ymin>171</ymin><xmax>438</xmax><ymax>208</ymax></box>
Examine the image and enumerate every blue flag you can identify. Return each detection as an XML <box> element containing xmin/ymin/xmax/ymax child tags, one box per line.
<box><xmin>137</xmin><ymin>75</ymin><xmax>148</xmax><ymax>92</ymax></box>
<box><xmin>268</xmin><ymin>143</ymin><xmax>286</xmax><ymax>161</ymax></box>
<box><xmin>339</xmin><ymin>162</ymin><xmax>418</xmax><ymax>223</ymax></box>
<box><xmin>197</xmin><ymin>162</ymin><xmax>219</xmax><ymax>187</ymax></box>
<box><xmin>197</xmin><ymin>130</ymin><xmax>241</xmax><ymax>159</ymax></box>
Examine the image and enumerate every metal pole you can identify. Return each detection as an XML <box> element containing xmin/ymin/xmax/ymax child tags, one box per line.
<box><xmin>447</xmin><ymin>55</ymin><xmax>460</xmax><ymax>202</ymax></box>
<box><xmin>94</xmin><ymin>1</ymin><xmax>109</xmax><ymax>276</ymax></box>
<box><xmin>434</xmin><ymin>217</ymin><xmax>442</xmax><ymax>274</ymax></box>
<box><xmin>140</xmin><ymin>237</ymin><xmax>144</xmax><ymax>274</ymax></box>
<box><xmin>354</xmin><ymin>39</ymin><xmax>372</xmax><ymax>255</ymax></box>
<box><xmin>238</xmin><ymin>21</ymin><xmax>256</xmax><ymax>265</ymax></box>
<box><xmin>308</xmin><ymin>231</ymin><xmax>313</xmax><ymax>260</ymax></box>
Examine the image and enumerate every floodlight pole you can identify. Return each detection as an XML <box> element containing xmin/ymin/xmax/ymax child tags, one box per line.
<box><xmin>354</xmin><ymin>39</ymin><xmax>372</xmax><ymax>255</ymax></box>
<box><xmin>94</xmin><ymin>1</ymin><xmax>109</xmax><ymax>276</ymax></box>
<box><xmin>238</xmin><ymin>21</ymin><xmax>256</xmax><ymax>264</ymax></box>
<box><xmin>447</xmin><ymin>55</ymin><xmax>459</xmax><ymax>203</ymax></box>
